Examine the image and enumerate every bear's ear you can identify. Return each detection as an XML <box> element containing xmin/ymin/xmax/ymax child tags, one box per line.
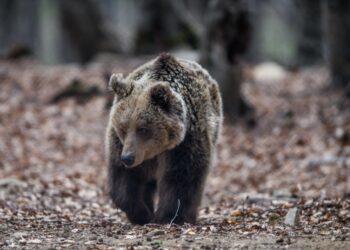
<box><xmin>149</xmin><ymin>83</ymin><xmax>172</xmax><ymax>112</ymax></box>
<box><xmin>108</xmin><ymin>73</ymin><xmax>132</xmax><ymax>99</ymax></box>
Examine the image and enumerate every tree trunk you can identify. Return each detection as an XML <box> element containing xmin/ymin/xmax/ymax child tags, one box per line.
<box><xmin>296</xmin><ymin>0</ymin><xmax>323</xmax><ymax>66</ymax></box>
<box><xmin>323</xmin><ymin>0</ymin><xmax>350</xmax><ymax>95</ymax></box>
<box><xmin>134</xmin><ymin>0</ymin><xmax>171</xmax><ymax>53</ymax></box>
<box><xmin>135</xmin><ymin>0</ymin><xmax>196</xmax><ymax>54</ymax></box>
<box><xmin>58</xmin><ymin>0</ymin><xmax>119</xmax><ymax>63</ymax></box>
<box><xmin>170</xmin><ymin>0</ymin><xmax>254</xmax><ymax>123</ymax></box>
<box><xmin>0</xmin><ymin>0</ymin><xmax>39</xmax><ymax>57</ymax></box>
<box><xmin>200</xmin><ymin>0</ymin><xmax>253</xmax><ymax>122</ymax></box>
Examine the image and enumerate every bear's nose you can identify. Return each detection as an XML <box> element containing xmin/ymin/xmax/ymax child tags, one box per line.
<box><xmin>121</xmin><ymin>153</ymin><xmax>135</xmax><ymax>167</ymax></box>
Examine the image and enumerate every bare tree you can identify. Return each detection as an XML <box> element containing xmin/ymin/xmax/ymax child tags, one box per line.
<box><xmin>296</xmin><ymin>0</ymin><xmax>323</xmax><ymax>66</ymax></box>
<box><xmin>171</xmin><ymin>0</ymin><xmax>253</xmax><ymax>122</ymax></box>
<box><xmin>0</xmin><ymin>0</ymin><xmax>39</xmax><ymax>58</ymax></box>
<box><xmin>323</xmin><ymin>0</ymin><xmax>350</xmax><ymax>96</ymax></box>
<box><xmin>134</xmin><ymin>0</ymin><xmax>172</xmax><ymax>53</ymax></box>
<box><xmin>58</xmin><ymin>0</ymin><xmax>119</xmax><ymax>63</ymax></box>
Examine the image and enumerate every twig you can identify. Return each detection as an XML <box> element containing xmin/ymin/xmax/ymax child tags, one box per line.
<box><xmin>168</xmin><ymin>199</ymin><xmax>181</xmax><ymax>228</ymax></box>
<box><xmin>242</xmin><ymin>195</ymin><xmax>249</xmax><ymax>229</ymax></box>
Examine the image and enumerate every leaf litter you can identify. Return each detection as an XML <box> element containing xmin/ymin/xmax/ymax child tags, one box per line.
<box><xmin>0</xmin><ymin>58</ymin><xmax>349</xmax><ymax>249</ymax></box>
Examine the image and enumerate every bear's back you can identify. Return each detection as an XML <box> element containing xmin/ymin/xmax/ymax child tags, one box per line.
<box><xmin>128</xmin><ymin>54</ymin><xmax>218</xmax><ymax>106</ymax></box>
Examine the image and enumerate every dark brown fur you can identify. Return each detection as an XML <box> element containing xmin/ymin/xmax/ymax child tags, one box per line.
<box><xmin>106</xmin><ymin>53</ymin><xmax>222</xmax><ymax>225</ymax></box>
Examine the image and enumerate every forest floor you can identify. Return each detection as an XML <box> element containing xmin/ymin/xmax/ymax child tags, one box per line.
<box><xmin>0</xmin><ymin>57</ymin><xmax>349</xmax><ymax>249</ymax></box>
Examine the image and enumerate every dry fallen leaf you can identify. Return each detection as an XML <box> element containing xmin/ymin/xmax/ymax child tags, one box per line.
<box><xmin>230</xmin><ymin>210</ymin><xmax>242</xmax><ymax>217</ymax></box>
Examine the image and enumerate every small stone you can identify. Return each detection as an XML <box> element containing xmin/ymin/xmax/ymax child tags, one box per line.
<box><xmin>335</xmin><ymin>127</ymin><xmax>345</xmax><ymax>139</ymax></box>
<box><xmin>313</xmin><ymin>211</ymin><xmax>322</xmax><ymax>217</ymax></box>
<box><xmin>339</xmin><ymin>210</ymin><xmax>349</xmax><ymax>217</ymax></box>
<box><xmin>27</xmin><ymin>239</ymin><xmax>42</xmax><ymax>244</ymax></box>
<box><xmin>310</xmin><ymin>217</ymin><xmax>320</xmax><ymax>224</ymax></box>
<box><xmin>13</xmin><ymin>232</ymin><xmax>28</xmax><ymax>239</ymax></box>
<box><xmin>273</xmin><ymin>189</ymin><xmax>292</xmax><ymax>198</ymax></box>
<box><xmin>209</xmin><ymin>226</ymin><xmax>217</xmax><ymax>232</ymax></box>
<box><xmin>284</xmin><ymin>207</ymin><xmax>299</xmax><ymax>226</ymax></box>
<box><xmin>304</xmin><ymin>199</ymin><xmax>313</xmax><ymax>207</ymax></box>
<box><xmin>18</xmin><ymin>239</ymin><xmax>27</xmax><ymax>245</ymax></box>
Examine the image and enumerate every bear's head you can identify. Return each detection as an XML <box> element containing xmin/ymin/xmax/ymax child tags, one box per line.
<box><xmin>109</xmin><ymin>74</ymin><xmax>187</xmax><ymax>168</ymax></box>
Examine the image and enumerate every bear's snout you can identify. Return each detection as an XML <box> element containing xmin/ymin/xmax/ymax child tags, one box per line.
<box><xmin>121</xmin><ymin>153</ymin><xmax>135</xmax><ymax>167</ymax></box>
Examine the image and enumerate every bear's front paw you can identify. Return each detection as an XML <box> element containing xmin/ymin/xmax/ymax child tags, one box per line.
<box><xmin>152</xmin><ymin>208</ymin><xmax>197</xmax><ymax>225</ymax></box>
<box><xmin>126</xmin><ymin>206</ymin><xmax>154</xmax><ymax>225</ymax></box>
<box><xmin>152</xmin><ymin>212</ymin><xmax>188</xmax><ymax>225</ymax></box>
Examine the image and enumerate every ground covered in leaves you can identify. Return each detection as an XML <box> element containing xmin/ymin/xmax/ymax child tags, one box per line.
<box><xmin>0</xmin><ymin>58</ymin><xmax>349</xmax><ymax>249</ymax></box>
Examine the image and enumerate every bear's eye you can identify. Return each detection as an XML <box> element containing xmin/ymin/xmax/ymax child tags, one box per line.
<box><xmin>136</xmin><ymin>127</ymin><xmax>150</xmax><ymax>137</ymax></box>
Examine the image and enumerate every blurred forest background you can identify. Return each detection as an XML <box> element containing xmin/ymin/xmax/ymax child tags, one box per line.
<box><xmin>1</xmin><ymin>0</ymin><xmax>350</xmax><ymax>120</ymax></box>
<box><xmin>0</xmin><ymin>0</ymin><xmax>350</xmax><ymax>248</ymax></box>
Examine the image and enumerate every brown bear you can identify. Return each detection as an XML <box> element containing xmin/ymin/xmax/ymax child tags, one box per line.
<box><xmin>106</xmin><ymin>53</ymin><xmax>222</xmax><ymax>225</ymax></box>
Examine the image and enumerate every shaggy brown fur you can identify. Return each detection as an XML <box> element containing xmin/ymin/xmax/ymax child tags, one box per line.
<box><xmin>106</xmin><ymin>53</ymin><xmax>222</xmax><ymax>225</ymax></box>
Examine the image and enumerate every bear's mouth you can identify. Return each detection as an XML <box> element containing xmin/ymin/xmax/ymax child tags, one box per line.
<box><xmin>122</xmin><ymin>160</ymin><xmax>143</xmax><ymax>169</ymax></box>
<box><xmin>123</xmin><ymin>163</ymin><xmax>137</xmax><ymax>169</ymax></box>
